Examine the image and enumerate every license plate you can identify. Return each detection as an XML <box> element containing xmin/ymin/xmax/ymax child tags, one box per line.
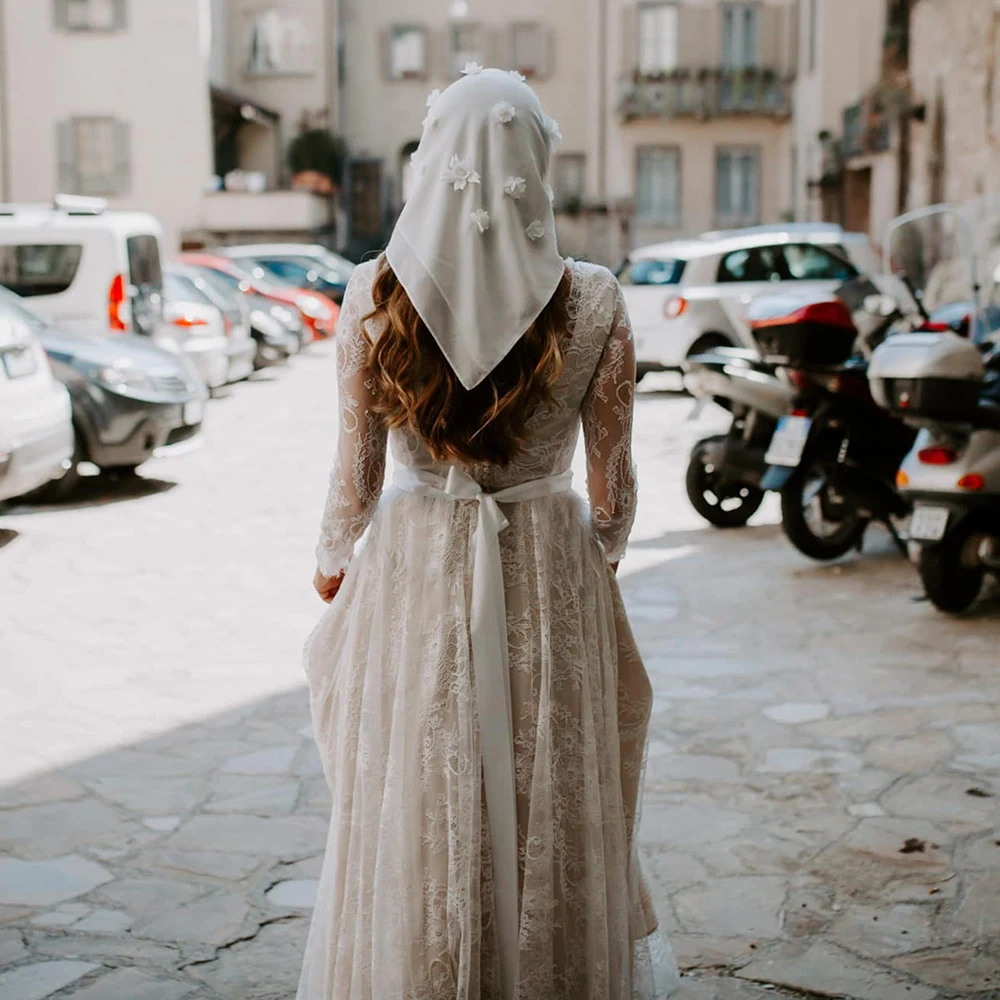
<box><xmin>765</xmin><ymin>415</ymin><xmax>812</xmax><ymax>468</ymax></box>
<box><xmin>2</xmin><ymin>346</ymin><xmax>37</xmax><ymax>379</ymax></box>
<box><xmin>910</xmin><ymin>505</ymin><xmax>950</xmax><ymax>542</ymax></box>
<box><xmin>182</xmin><ymin>400</ymin><xmax>203</xmax><ymax>426</ymax></box>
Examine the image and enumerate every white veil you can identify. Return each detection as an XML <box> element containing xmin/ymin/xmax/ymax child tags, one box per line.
<box><xmin>385</xmin><ymin>66</ymin><xmax>566</xmax><ymax>391</ymax></box>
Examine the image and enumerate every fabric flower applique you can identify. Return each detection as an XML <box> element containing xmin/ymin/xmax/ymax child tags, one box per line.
<box><xmin>508</xmin><ymin>70</ymin><xmax>527</xmax><ymax>83</ymax></box>
<box><xmin>493</xmin><ymin>101</ymin><xmax>516</xmax><ymax>125</ymax></box>
<box><xmin>443</xmin><ymin>154</ymin><xmax>481</xmax><ymax>191</ymax></box>
<box><xmin>503</xmin><ymin>176</ymin><xmax>527</xmax><ymax>200</ymax></box>
<box><xmin>543</xmin><ymin>182</ymin><xmax>555</xmax><ymax>203</ymax></box>
<box><xmin>462</xmin><ymin>61</ymin><xmax>485</xmax><ymax>75</ymax></box>
<box><xmin>541</xmin><ymin>115</ymin><xmax>562</xmax><ymax>144</ymax></box>
<box><xmin>526</xmin><ymin>220</ymin><xmax>546</xmax><ymax>241</ymax></box>
<box><xmin>470</xmin><ymin>209</ymin><xmax>491</xmax><ymax>234</ymax></box>
<box><xmin>426</xmin><ymin>89</ymin><xmax>442</xmax><ymax>110</ymax></box>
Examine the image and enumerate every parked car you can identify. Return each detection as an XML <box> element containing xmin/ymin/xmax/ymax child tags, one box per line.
<box><xmin>163</xmin><ymin>266</ymin><xmax>255</xmax><ymax>383</ymax></box>
<box><xmin>0</xmin><ymin>300</ymin><xmax>74</xmax><ymax>503</ymax></box>
<box><xmin>176</xmin><ymin>253</ymin><xmax>338</xmax><ymax>341</ymax></box>
<box><xmin>0</xmin><ymin>195</ymin><xmax>166</xmax><ymax>338</ymax></box>
<box><xmin>0</xmin><ymin>287</ymin><xmax>207</xmax><ymax>500</ymax></box>
<box><xmin>161</xmin><ymin>271</ymin><xmax>230</xmax><ymax>391</ymax></box>
<box><xmin>217</xmin><ymin>244</ymin><xmax>355</xmax><ymax>304</ymax></box>
<box><xmin>171</xmin><ymin>263</ymin><xmax>300</xmax><ymax>366</ymax></box>
<box><xmin>618</xmin><ymin>226</ymin><xmax>879</xmax><ymax>380</ymax></box>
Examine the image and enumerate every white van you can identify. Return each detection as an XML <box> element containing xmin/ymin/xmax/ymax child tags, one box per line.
<box><xmin>0</xmin><ymin>196</ymin><xmax>165</xmax><ymax>338</ymax></box>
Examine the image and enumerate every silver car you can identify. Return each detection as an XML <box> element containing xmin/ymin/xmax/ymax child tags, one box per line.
<box><xmin>619</xmin><ymin>224</ymin><xmax>881</xmax><ymax>380</ymax></box>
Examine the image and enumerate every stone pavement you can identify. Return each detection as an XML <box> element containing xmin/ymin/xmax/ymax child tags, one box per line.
<box><xmin>1</xmin><ymin>345</ymin><xmax>999</xmax><ymax>1000</ymax></box>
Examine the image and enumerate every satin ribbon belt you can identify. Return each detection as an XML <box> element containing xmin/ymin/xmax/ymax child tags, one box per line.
<box><xmin>393</xmin><ymin>464</ymin><xmax>573</xmax><ymax>1000</ymax></box>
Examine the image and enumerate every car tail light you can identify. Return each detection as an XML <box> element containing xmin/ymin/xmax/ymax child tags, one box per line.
<box><xmin>172</xmin><ymin>314</ymin><xmax>209</xmax><ymax>328</ymax></box>
<box><xmin>663</xmin><ymin>296</ymin><xmax>688</xmax><ymax>319</ymax></box>
<box><xmin>896</xmin><ymin>469</ymin><xmax>910</xmax><ymax>488</ymax></box>
<box><xmin>108</xmin><ymin>273</ymin><xmax>128</xmax><ymax>332</ymax></box>
<box><xmin>917</xmin><ymin>446</ymin><xmax>958</xmax><ymax>465</ymax></box>
<box><xmin>790</xmin><ymin>407</ymin><xmax>810</xmax><ymax>418</ymax></box>
<box><xmin>788</xmin><ymin>370</ymin><xmax>811</xmax><ymax>390</ymax></box>
<box><xmin>957</xmin><ymin>473</ymin><xmax>986</xmax><ymax>491</ymax></box>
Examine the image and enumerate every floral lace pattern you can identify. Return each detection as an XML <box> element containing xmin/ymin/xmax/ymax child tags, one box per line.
<box><xmin>302</xmin><ymin>260</ymin><xmax>680</xmax><ymax>999</ymax></box>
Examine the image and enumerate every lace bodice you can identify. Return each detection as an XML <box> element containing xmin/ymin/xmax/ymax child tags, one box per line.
<box><xmin>316</xmin><ymin>257</ymin><xmax>638</xmax><ymax>576</ymax></box>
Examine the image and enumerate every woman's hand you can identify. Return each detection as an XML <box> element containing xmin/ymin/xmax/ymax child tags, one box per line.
<box><xmin>313</xmin><ymin>568</ymin><xmax>345</xmax><ymax>603</ymax></box>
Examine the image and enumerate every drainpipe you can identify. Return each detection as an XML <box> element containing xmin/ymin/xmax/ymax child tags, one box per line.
<box><xmin>0</xmin><ymin>0</ymin><xmax>10</xmax><ymax>202</ymax></box>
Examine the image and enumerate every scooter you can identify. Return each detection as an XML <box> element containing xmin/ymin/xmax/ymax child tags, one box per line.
<box><xmin>681</xmin><ymin>348</ymin><xmax>794</xmax><ymax>527</ymax></box>
<box><xmin>749</xmin><ymin>279</ymin><xmax>917</xmax><ymax>561</ymax></box>
<box><xmin>871</xmin><ymin>335</ymin><xmax>1000</xmax><ymax>611</ymax></box>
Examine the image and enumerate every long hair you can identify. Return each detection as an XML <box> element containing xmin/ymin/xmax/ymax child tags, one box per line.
<box><xmin>362</xmin><ymin>256</ymin><xmax>570</xmax><ymax>466</ymax></box>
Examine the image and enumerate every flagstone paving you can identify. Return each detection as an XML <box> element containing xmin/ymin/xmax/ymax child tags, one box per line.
<box><xmin>1</xmin><ymin>352</ymin><xmax>999</xmax><ymax>998</ymax></box>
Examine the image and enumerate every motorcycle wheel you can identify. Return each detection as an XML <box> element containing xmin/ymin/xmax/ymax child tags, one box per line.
<box><xmin>780</xmin><ymin>460</ymin><xmax>867</xmax><ymax>560</ymax></box>
<box><xmin>686</xmin><ymin>436</ymin><xmax>765</xmax><ymax>528</ymax></box>
<box><xmin>918</xmin><ymin>525</ymin><xmax>984</xmax><ymax>614</ymax></box>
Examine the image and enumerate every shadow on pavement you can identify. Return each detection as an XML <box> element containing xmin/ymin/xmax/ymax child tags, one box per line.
<box><xmin>0</xmin><ymin>527</ymin><xmax>19</xmax><ymax>549</ymax></box>
<box><xmin>3</xmin><ymin>473</ymin><xmax>177</xmax><ymax>516</ymax></box>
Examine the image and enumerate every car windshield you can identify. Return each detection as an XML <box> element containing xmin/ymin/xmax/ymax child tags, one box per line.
<box><xmin>618</xmin><ymin>257</ymin><xmax>686</xmax><ymax>286</ymax></box>
<box><xmin>164</xmin><ymin>273</ymin><xmax>213</xmax><ymax>308</ymax></box>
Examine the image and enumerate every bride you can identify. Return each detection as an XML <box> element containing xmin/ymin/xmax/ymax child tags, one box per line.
<box><xmin>298</xmin><ymin>66</ymin><xmax>679</xmax><ymax>1000</ymax></box>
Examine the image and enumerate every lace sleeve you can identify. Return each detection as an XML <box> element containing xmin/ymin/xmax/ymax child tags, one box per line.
<box><xmin>315</xmin><ymin>268</ymin><xmax>388</xmax><ymax>578</ymax></box>
<box><xmin>581</xmin><ymin>282</ymin><xmax>638</xmax><ymax>563</ymax></box>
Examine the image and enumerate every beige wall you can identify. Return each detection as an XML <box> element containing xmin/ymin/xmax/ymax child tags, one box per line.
<box><xmin>907</xmin><ymin>0</ymin><xmax>1000</xmax><ymax>213</ymax></box>
<box><xmin>792</xmin><ymin>0</ymin><xmax>885</xmax><ymax>222</ymax></box>
<box><xmin>1</xmin><ymin>2</ymin><xmax>214</xmax><ymax>251</ymax></box>
<box><xmin>339</xmin><ymin>0</ymin><xmax>595</xmax><ymax>211</ymax></box>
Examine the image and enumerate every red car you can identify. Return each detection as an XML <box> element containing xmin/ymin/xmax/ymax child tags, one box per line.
<box><xmin>176</xmin><ymin>253</ymin><xmax>339</xmax><ymax>341</ymax></box>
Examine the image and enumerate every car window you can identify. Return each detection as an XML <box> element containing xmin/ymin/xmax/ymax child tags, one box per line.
<box><xmin>618</xmin><ymin>258</ymin><xmax>686</xmax><ymax>286</ymax></box>
<box><xmin>717</xmin><ymin>246</ymin><xmax>783</xmax><ymax>283</ymax></box>
<box><xmin>256</xmin><ymin>258</ymin><xmax>312</xmax><ymax>284</ymax></box>
<box><xmin>782</xmin><ymin>243</ymin><xmax>858</xmax><ymax>282</ymax></box>
<box><xmin>284</xmin><ymin>256</ymin><xmax>349</xmax><ymax>284</ymax></box>
<box><xmin>165</xmin><ymin>273</ymin><xmax>213</xmax><ymax>307</ymax></box>
<box><xmin>127</xmin><ymin>235</ymin><xmax>163</xmax><ymax>290</ymax></box>
<box><xmin>0</xmin><ymin>244</ymin><xmax>84</xmax><ymax>297</ymax></box>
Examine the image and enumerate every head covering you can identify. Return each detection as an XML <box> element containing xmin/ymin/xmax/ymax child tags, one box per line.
<box><xmin>385</xmin><ymin>66</ymin><xmax>566</xmax><ymax>390</ymax></box>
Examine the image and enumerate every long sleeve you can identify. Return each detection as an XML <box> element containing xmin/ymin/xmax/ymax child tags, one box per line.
<box><xmin>315</xmin><ymin>269</ymin><xmax>388</xmax><ymax>578</ymax></box>
<box><xmin>581</xmin><ymin>282</ymin><xmax>638</xmax><ymax>563</ymax></box>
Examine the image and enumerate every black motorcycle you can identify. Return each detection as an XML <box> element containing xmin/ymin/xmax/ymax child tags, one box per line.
<box><xmin>749</xmin><ymin>285</ymin><xmax>917</xmax><ymax>561</ymax></box>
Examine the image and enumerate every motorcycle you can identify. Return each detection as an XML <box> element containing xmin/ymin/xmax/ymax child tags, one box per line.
<box><xmin>749</xmin><ymin>277</ymin><xmax>917</xmax><ymax>561</ymax></box>
<box><xmin>868</xmin><ymin>204</ymin><xmax>1000</xmax><ymax>612</ymax></box>
<box><xmin>681</xmin><ymin>348</ymin><xmax>794</xmax><ymax>527</ymax></box>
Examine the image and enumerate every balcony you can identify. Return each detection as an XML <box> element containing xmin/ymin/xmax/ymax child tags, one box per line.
<box><xmin>619</xmin><ymin>68</ymin><xmax>793</xmax><ymax>123</ymax></box>
<box><xmin>842</xmin><ymin>99</ymin><xmax>892</xmax><ymax>159</ymax></box>
<box><xmin>201</xmin><ymin>190</ymin><xmax>332</xmax><ymax>235</ymax></box>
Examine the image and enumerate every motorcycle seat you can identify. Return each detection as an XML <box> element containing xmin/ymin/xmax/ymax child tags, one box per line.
<box><xmin>687</xmin><ymin>346</ymin><xmax>777</xmax><ymax>376</ymax></box>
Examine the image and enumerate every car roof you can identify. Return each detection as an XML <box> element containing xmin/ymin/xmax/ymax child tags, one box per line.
<box><xmin>0</xmin><ymin>203</ymin><xmax>163</xmax><ymax>238</ymax></box>
<box><xmin>631</xmin><ymin>228</ymin><xmax>867</xmax><ymax>262</ymax></box>
<box><xmin>217</xmin><ymin>244</ymin><xmax>328</xmax><ymax>257</ymax></box>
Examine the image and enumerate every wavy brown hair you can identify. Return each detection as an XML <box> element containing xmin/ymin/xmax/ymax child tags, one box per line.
<box><xmin>362</xmin><ymin>256</ymin><xmax>570</xmax><ymax>466</ymax></box>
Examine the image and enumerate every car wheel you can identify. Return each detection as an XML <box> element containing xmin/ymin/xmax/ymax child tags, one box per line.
<box><xmin>686</xmin><ymin>333</ymin><xmax>735</xmax><ymax>360</ymax></box>
<box><xmin>686</xmin><ymin>435</ymin><xmax>765</xmax><ymax>528</ymax></box>
<box><xmin>918</xmin><ymin>524</ymin><xmax>985</xmax><ymax>613</ymax></box>
<box><xmin>635</xmin><ymin>362</ymin><xmax>659</xmax><ymax>384</ymax></box>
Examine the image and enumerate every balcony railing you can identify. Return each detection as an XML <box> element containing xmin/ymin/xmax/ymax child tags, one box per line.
<box><xmin>842</xmin><ymin>100</ymin><xmax>892</xmax><ymax>159</ymax></box>
<box><xmin>619</xmin><ymin>68</ymin><xmax>793</xmax><ymax>122</ymax></box>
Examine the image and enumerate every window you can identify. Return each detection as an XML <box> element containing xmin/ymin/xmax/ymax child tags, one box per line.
<box><xmin>54</xmin><ymin>0</ymin><xmax>126</xmax><ymax>31</ymax></box>
<box><xmin>638</xmin><ymin>3</ymin><xmax>679</xmax><ymax>76</ymax></box>
<box><xmin>721</xmin><ymin>2</ymin><xmax>758</xmax><ymax>69</ymax></box>
<box><xmin>0</xmin><ymin>245</ymin><xmax>84</xmax><ymax>298</ymax></box>
<box><xmin>808</xmin><ymin>0</ymin><xmax>818</xmax><ymax>72</ymax></box>
<box><xmin>553</xmin><ymin>154</ymin><xmax>586</xmax><ymax>211</ymax></box>
<box><xmin>716</xmin><ymin>148</ymin><xmax>759</xmax><ymax>227</ymax></box>
<box><xmin>618</xmin><ymin>257</ymin><xmax>686</xmax><ymax>286</ymax></box>
<box><xmin>127</xmin><ymin>235</ymin><xmax>162</xmax><ymax>290</ymax></box>
<box><xmin>510</xmin><ymin>23</ymin><xmax>549</xmax><ymax>79</ymax></box>
<box><xmin>450</xmin><ymin>23</ymin><xmax>483</xmax><ymax>78</ymax></box>
<box><xmin>717</xmin><ymin>246</ymin><xmax>782</xmax><ymax>283</ymax></box>
<box><xmin>246</xmin><ymin>9</ymin><xmax>315</xmax><ymax>77</ymax></box>
<box><xmin>636</xmin><ymin>147</ymin><xmax>680</xmax><ymax>225</ymax></box>
<box><xmin>57</xmin><ymin>118</ymin><xmax>131</xmax><ymax>197</ymax></box>
<box><xmin>783</xmin><ymin>243</ymin><xmax>857</xmax><ymax>282</ymax></box>
<box><xmin>387</xmin><ymin>25</ymin><xmax>427</xmax><ymax>80</ymax></box>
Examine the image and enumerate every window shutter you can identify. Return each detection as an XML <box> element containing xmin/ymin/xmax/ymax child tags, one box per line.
<box><xmin>379</xmin><ymin>27</ymin><xmax>393</xmax><ymax>81</ymax></box>
<box><xmin>113</xmin><ymin>0</ymin><xmax>127</xmax><ymax>30</ymax></box>
<box><xmin>53</xmin><ymin>0</ymin><xmax>70</xmax><ymax>30</ymax></box>
<box><xmin>537</xmin><ymin>24</ymin><xmax>553</xmax><ymax>79</ymax></box>
<box><xmin>621</xmin><ymin>4</ymin><xmax>638</xmax><ymax>77</ymax></box>
<box><xmin>677</xmin><ymin>3</ymin><xmax>716</xmax><ymax>70</ymax></box>
<box><xmin>112</xmin><ymin>120</ymin><xmax>131</xmax><ymax>196</ymax></box>
<box><xmin>482</xmin><ymin>25</ymin><xmax>502</xmax><ymax>68</ymax></box>
<box><xmin>56</xmin><ymin>121</ymin><xmax>78</xmax><ymax>194</ymax></box>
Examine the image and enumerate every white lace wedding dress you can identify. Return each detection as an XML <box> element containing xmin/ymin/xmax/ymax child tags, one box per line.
<box><xmin>298</xmin><ymin>258</ymin><xmax>680</xmax><ymax>1000</ymax></box>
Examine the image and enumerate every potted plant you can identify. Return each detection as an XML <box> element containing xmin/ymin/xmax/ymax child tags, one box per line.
<box><xmin>288</xmin><ymin>127</ymin><xmax>347</xmax><ymax>196</ymax></box>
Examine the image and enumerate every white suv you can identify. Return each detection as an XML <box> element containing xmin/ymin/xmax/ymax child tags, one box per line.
<box><xmin>0</xmin><ymin>196</ymin><xmax>166</xmax><ymax>339</ymax></box>
<box><xmin>618</xmin><ymin>224</ymin><xmax>880</xmax><ymax>380</ymax></box>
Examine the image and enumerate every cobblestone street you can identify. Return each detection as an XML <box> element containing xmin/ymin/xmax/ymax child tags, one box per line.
<box><xmin>1</xmin><ymin>342</ymin><xmax>999</xmax><ymax>1000</ymax></box>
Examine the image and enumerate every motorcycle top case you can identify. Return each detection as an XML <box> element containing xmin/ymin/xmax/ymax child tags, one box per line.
<box><xmin>868</xmin><ymin>331</ymin><xmax>985</xmax><ymax>422</ymax></box>
<box><xmin>747</xmin><ymin>292</ymin><xmax>858</xmax><ymax>369</ymax></box>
